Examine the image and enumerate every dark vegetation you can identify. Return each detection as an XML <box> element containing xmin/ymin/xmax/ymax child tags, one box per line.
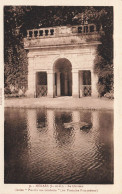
<box><xmin>4</xmin><ymin>6</ymin><xmax>113</xmax><ymax>97</ymax></box>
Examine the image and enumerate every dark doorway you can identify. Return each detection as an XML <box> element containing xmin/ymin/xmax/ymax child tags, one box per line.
<box><xmin>54</xmin><ymin>58</ymin><xmax>72</xmax><ymax>97</ymax></box>
<box><xmin>60</xmin><ymin>72</ymin><xmax>65</xmax><ymax>96</ymax></box>
<box><xmin>79</xmin><ymin>70</ymin><xmax>91</xmax><ymax>97</ymax></box>
<box><xmin>36</xmin><ymin>72</ymin><xmax>47</xmax><ymax>97</ymax></box>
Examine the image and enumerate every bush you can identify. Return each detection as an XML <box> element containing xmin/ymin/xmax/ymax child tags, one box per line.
<box><xmin>97</xmin><ymin>83</ymin><xmax>106</xmax><ymax>97</ymax></box>
<box><xmin>4</xmin><ymin>86</ymin><xmax>11</xmax><ymax>94</ymax></box>
<box><xmin>104</xmin><ymin>89</ymin><xmax>114</xmax><ymax>99</ymax></box>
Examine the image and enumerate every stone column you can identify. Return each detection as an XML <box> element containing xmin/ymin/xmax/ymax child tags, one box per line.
<box><xmin>72</xmin><ymin>69</ymin><xmax>79</xmax><ymax>98</ymax></box>
<box><xmin>64</xmin><ymin>72</ymin><xmax>68</xmax><ymax>95</ymax></box>
<box><xmin>27</xmin><ymin>30</ymin><xmax>29</xmax><ymax>38</ymax></box>
<box><xmin>27</xmin><ymin>57</ymin><xmax>35</xmax><ymax>97</ymax></box>
<box><xmin>47</xmin><ymin>70</ymin><xmax>54</xmax><ymax>97</ymax></box>
<box><xmin>57</xmin><ymin>72</ymin><xmax>61</xmax><ymax>97</ymax></box>
<box><xmin>32</xmin><ymin>29</ymin><xmax>34</xmax><ymax>39</ymax></box>
<box><xmin>91</xmin><ymin>70</ymin><xmax>98</xmax><ymax>97</ymax></box>
<box><xmin>79</xmin><ymin>71</ymin><xmax>84</xmax><ymax>97</ymax></box>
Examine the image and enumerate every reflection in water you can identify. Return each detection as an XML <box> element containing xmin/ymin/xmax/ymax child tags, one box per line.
<box><xmin>4</xmin><ymin>108</ymin><xmax>113</xmax><ymax>184</ymax></box>
<box><xmin>55</xmin><ymin>111</ymin><xmax>74</xmax><ymax>146</ymax></box>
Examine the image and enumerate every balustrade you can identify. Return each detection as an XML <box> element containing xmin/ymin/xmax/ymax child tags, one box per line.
<box><xmin>27</xmin><ymin>28</ymin><xmax>55</xmax><ymax>39</ymax></box>
<box><xmin>26</xmin><ymin>24</ymin><xmax>97</xmax><ymax>39</ymax></box>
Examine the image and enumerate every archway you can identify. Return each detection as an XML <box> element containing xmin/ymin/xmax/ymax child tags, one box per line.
<box><xmin>54</xmin><ymin>58</ymin><xmax>72</xmax><ymax>97</ymax></box>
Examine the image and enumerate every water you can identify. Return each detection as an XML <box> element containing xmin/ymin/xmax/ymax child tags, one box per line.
<box><xmin>4</xmin><ymin>108</ymin><xmax>113</xmax><ymax>184</ymax></box>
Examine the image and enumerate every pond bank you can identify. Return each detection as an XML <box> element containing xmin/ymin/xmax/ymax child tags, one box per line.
<box><xmin>4</xmin><ymin>97</ymin><xmax>113</xmax><ymax>110</ymax></box>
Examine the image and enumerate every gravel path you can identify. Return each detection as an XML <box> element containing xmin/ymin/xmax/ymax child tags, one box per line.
<box><xmin>5</xmin><ymin>97</ymin><xmax>113</xmax><ymax>110</ymax></box>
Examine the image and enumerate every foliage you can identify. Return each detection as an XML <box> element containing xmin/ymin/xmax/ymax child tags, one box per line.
<box><xmin>4</xmin><ymin>6</ymin><xmax>30</xmax><ymax>94</ymax></box>
<box><xmin>4</xmin><ymin>6</ymin><xmax>113</xmax><ymax>96</ymax></box>
<box><xmin>93</xmin><ymin>7</ymin><xmax>113</xmax><ymax>96</ymax></box>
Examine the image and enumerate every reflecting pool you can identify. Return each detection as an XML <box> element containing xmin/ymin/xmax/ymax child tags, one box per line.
<box><xmin>4</xmin><ymin>108</ymin><xmax>113</xmax><ymax>184</ymax></box>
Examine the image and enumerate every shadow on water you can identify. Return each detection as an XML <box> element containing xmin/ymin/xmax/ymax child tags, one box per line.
<box><xmin>4</xmin><ymin>108</ymin><xmax>114</xmax><ymax>184</ymax></box>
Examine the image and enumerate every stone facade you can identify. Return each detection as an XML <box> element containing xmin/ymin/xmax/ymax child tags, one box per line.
<box><xmin>24</xmin><ymin>24</ymin><xmax>102</xmax><ymax>98</ymax></box>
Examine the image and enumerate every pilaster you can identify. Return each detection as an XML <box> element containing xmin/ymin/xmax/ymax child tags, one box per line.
<box><xmin>91</xmin><ymin>70</ymin><xmax>98</xmax><ymax>97</ymax></box>
<box><xmin>72</xmin><ymin>69</ymin><xmax>79</xmax><ymax>98</ymax></box>
<box><xmin>47</xmin><ymin>70</ymin><xmax>54</xmax><ymax>97</ymax></box>
<box><xmin>79</xmin><ymin>71</ymin><xmax>84</xmax><ymax>97</ymax></box>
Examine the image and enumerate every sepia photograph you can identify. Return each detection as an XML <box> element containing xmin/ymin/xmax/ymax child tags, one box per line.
<box><xmin>4</xmin><ymin>5</ymin><xmax>114</xmax><ymax>186</ymax></box>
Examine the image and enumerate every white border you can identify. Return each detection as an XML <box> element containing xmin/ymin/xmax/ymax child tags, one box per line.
<box><xmin>1</xmin><ymin>0</ymin><xmax>122</xmax><ymax>194</ymax></box>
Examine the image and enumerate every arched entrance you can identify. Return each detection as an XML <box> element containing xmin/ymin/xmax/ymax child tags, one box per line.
<box><xmin>54</xmin><ymin>58</ymin><xmax>72</xmax><ymax>97</ymax></box>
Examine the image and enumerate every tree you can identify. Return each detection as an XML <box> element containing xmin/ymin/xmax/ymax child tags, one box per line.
<box><xmin>93</xmin><ymin>7</ymin><xmax>113</xmax><ymax>96</ymax></box>
<box><xmin>4</xmin><ymin>6</ymin><xmax>31</xmax><ymax>94</ymax></box>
